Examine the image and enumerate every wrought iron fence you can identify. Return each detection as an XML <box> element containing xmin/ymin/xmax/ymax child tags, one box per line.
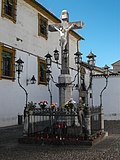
<box><xmin>25</xmin><ymin>108</ymin><xmax>80</xmax><ymax>135</ymax></box>
<box><xmin>23</xmin><ymin>106</ymin><xmax>103</xmax><ymax>143</ymax></box>
<box><xmin>90</xmin><ymin>106</ymin><xmax>102</xmax><ymax>134</ymax></box>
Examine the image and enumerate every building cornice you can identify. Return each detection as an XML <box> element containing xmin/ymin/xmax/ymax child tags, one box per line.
<box><xmin>81</xmin><ymin>62</ymin><xmax>104</xmax><ymax>73</ymax></box>
<box><xmin>92</xmin><ymin>73</ymin><xmax>120</xmax><ymax>78</ymax></box>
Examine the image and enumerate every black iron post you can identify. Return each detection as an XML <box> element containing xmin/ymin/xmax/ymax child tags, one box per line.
<box><xmin>100</xmin><ymin>65</ymin><xmax>110</xmax><ymax>107</ymax></box>
<box><xmin>16</xmin><ymin>58</ymin><xmax>28</xmax><ymax>119</ymax></box>
<box><xmin>99</xmin><ymin>65</ymin><xmax>109</xmax><ymax>132</ymax></box>
<box><xmin>84</xmin><ymin>52</ymin><xmax>96</xmax><ymax>136</ymax></box>
<box><xmin>74</xmin><ymin>50</ymin><xmax>82</xmax><ymax>106</ymax></box>
<box><xmin>86</xmin><ymin>52</ymin><xmax>96</xmax><ymax>107</ymax></box>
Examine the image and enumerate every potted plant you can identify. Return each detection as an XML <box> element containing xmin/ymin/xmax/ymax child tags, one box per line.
<box><xmin>38</xmin><ymin>101</ymin><xmax>48</xmax><ymax>110</ymax></box>
<box><xmin>27</xmin><ymin>101</ymin><xmax>37</xmax><ymax>114</ymax></box>
<box><xmin>64</xmin><ymin>102</ymin><xmax>74</xmax><ymax>111</ymax></box>
<box><xmin>50</xmin><ymin>103</ymin><xmax>57</xmax><ymax>110</ymax></box>
<box><xmin>64</xmin><ymin>98</ymin><xmax>76</xmax><ymax>111</ymax></box>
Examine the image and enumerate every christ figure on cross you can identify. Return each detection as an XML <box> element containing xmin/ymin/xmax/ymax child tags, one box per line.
<box><xmin>49</xmin><ymin>10</ymin><xmax>84</xmax><ymax>50</ymax></box>
<box><xmin>53</xmin><ymin>23</ymin><xmax>75</xmax><ymax>49</ymax></box>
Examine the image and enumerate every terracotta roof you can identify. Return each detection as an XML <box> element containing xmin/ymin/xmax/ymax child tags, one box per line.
<box><xmin>112</xmin><ymin>60</ymin><xmax>120</xmax><ymax>66</ymax></box>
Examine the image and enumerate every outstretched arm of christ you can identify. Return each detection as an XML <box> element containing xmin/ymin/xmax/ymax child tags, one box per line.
<box><xmin>53</xmin><ymin>26</ymin><xmax>64</xmax><ymax>37</ymax></box>
<box><xmin>66</xmin><ymin>23</ymin><xmax>75</xmax><ymax>32</ymax></box>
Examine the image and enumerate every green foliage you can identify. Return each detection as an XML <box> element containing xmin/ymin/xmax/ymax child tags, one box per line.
<box><xmin>27</xmin><ymin>101</ymin><xmax>37</xmax><ymax>111</ymax></box>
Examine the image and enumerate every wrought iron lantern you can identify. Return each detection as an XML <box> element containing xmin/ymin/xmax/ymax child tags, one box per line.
<box><xmin>45</xmin><ymin>52</ymin><xmax>52</xmax><ymax>67</ymax></box>
<box><xmin>54</xmin><ymin>49</ymin><xmax>59</xmax><ymax>62</ymax></box>
<box><xmin>26</xmin><ymin>75</ymin><xmax>36</xmax><ymax>85</ymax></box>
<box><xmin>30</xmin><ymin>75</ymin><xmax>36</xmax><ymax>84</ymax></box>
<box><xmin>87</xmin><ymin>51</ymin><xmax>96</xmax><ymax>67</ymax></box>
<box><xmin>16</xmin><ymin>58</ymin><xmax>24</xmax><ymax>73</ymax></box>
<box><xmin>74</xmin><ymin>51</ymin><xmax>82</xmax><ymax>64</ymax></box>
<box><xmin>103</xmin><ymin>65</ymin><xmax>110</xmax><ymax>75</ymax></box>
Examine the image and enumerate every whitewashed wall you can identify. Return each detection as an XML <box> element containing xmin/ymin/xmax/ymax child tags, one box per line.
<box><xmin>0</xmin><ymin>0</ymin><xmax>79</xmax><ymax>126</ymax></box>
<box><xmin>93</xmin><ymin>75</ymin><xmax>120</xmax><ymax>120</ymax></box>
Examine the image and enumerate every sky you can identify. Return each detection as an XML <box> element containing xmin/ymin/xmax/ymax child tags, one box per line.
<box><xmin>36</xmin><ymin>0</ymin><xmax>120</xmax><ymax>68</ymax></box>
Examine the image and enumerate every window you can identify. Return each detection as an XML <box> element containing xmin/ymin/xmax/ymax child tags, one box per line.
<box><xmin>38</xmin><ymin>57</ymin><xmax>47</xmax><ymax>85</ymax></box>
<box><xmin>0</xmin><ymin>45</ymin><xmax>15</xmax><ymax>80</ymax></box>
<box><xmin>1</xmin><ymin>0</ymin><xmax>17</xmax><ymax>23</ymax></box>
<box><xmin>38</xmin><ymin>13</ymin><xmax>48</xmax><ymax>39</ymax></box>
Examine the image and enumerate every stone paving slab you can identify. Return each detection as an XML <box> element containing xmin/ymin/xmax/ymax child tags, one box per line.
<box><xmin>0</xmin><ymin>135</ymin><xmax>120</xmax><ymax>160</ymax></box>
<box><xmin>0</xmin><ymin>122</ymin><xmax>120</xmax><ymax>160</ymax></box>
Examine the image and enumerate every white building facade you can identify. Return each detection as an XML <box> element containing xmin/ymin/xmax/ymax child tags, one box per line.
<box><xmin>93</xmin><ymin>74</ymin><xmax>120</xmax><ymax>120</ymax></box>
<box><xmin>0</xmin><ymin>0</ymin><xmax>83</xmax><ymax>127</ymax></box>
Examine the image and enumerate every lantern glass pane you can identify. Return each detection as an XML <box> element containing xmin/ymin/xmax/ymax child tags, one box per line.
<box><xmin>46</xmin><ymin>58</ymin><xmax>51</xmax><ymax>66</ymax></box>
<box><xmin>15</xmin><ymin>64</ymin><xmax>18</xmax><ymax>72</ymax></box>
<box><xmin>54</xmin><ymin>53</ymin><xmax>59</xmax><ymax>61</ymax></box>
<box><xmin>75</xmin><ymin>57</ymin><xmax>78</xmax><ymax>64</ymax></box>
<box><xmin>19</xmin><ymin>64</ymin><xmax>23</xmax><ymax>72</ymax></box>
<box><xmin>79</xmin><ymin>57</ymin><xmax>82</xmax><ymax>63</ymax></box>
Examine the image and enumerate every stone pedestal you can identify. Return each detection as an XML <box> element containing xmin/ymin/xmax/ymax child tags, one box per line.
<box><xmin>56</xmin><ymin>74</ymin><xmax>73</xmax><ymax>107</ymax></box>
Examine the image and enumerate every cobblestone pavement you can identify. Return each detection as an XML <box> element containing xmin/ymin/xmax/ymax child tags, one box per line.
<box><xmin>0</xmin><ymin>122</ymin><xmax>120</xmax><ymax>160</ymax></box>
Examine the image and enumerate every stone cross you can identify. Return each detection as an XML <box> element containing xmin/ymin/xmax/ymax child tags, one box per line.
<box><xmin>48</xmin><ymin>10</ymin><xmax>84</xmax><ymax>107</ymax></box>
<box><xmin>49</xmin><ymin>21</ymin><xmax>84</xmax><ymax>50</ymax></box>
<box><xmin>48</xmin><ymin>10</ymin><xmax>84</xmax><ymax>74</ymax></box>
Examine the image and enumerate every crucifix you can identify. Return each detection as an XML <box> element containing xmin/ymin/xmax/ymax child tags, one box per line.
<box><xmin>48</xmin><ymin>10</ymin><xmax>84</xmax><ymax>107</ymax></box>
<box><xmin>49</xmin><ymin>10</ymin><xmax>84</xmax><ymax>74</ymax></box>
